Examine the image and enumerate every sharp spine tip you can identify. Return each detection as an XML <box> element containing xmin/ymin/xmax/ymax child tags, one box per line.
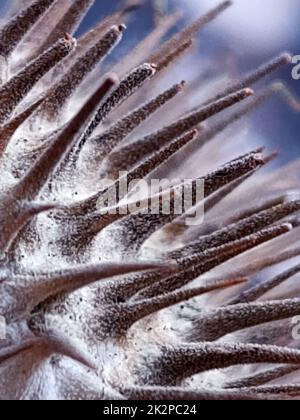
<box><xmin>281</xmin><ymin>52</ymin><xmax>293</xmax><ymax>64</ymax></box>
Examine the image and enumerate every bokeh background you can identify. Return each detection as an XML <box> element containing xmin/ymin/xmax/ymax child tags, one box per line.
<box><xmin>1</xmin><ymin>0</ymin><xmax>300</xmax><ymax>162</ymax></box>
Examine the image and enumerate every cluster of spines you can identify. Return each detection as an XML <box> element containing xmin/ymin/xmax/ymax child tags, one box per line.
<box><xmin>0</xmin><ymin>0</ymin><xmax>299</xmax><ymax>401</ymax></box>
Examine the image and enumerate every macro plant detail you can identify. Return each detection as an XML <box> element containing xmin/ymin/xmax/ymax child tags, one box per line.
<box><xmin>0</xmin><ymin>0</ymin><xmax>300</xmax><ymax>400</ymax></box>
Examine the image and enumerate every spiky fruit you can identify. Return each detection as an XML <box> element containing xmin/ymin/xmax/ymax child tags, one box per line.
<box><xmin>0</xmin><ymin>0</ymin><xmax>300</xmax><ymax>401</ymax></box>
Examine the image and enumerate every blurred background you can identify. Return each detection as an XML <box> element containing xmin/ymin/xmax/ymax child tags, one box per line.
<box><xmin>180</xmin><ymin>0</ymin><xmax>300</xmax><ymax>163</ymax></box>
<box><xmin>1</xmin><ymin>0</ymin><xmax>300</xmax><ymax>162</ymax></box>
